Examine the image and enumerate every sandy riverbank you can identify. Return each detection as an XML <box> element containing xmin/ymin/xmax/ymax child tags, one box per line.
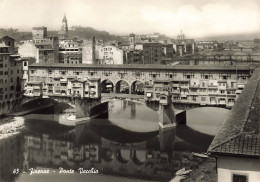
<box><xmin>0</xmin><ymin>117</ymin><xmax>24</xmax><ymax>139</ymax></box>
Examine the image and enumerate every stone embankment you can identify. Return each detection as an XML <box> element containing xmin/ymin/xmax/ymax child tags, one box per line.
<box><xmin>0</xmin><ymin>117</ymin><xmax>24</xmax><ymax>139</ymax></box>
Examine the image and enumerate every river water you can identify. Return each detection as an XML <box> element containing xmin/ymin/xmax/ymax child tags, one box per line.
<box><xmin>0</xmin><ymin>99</ymin><xmax>229</xmax><ymax>182</ymax></box>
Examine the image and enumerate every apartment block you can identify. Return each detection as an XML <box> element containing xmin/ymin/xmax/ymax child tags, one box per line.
<box><xmin>59</xmin><ymin>40</ymin><xmax>82</xmax><ymax>64</ymax></box>
<box><xmin>144</xmin><ymin>70</ymin><xmax>249</xmax><ymax>108</ymax></box>
<box><xmin>143</xmin><ymin>42</ymin><xmax>162</xmax><ymax>64</ymax></box>
<box><xmin>0</xmin><ymin>36</ymin><xmax>24</xmax><ymax>115</ymax></box>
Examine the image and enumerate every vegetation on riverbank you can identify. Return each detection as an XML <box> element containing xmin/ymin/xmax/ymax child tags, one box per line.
<box><xmin>182</xmin><ymin>157</ymin><xmax>217</xmax><ymax>182</ymax></box>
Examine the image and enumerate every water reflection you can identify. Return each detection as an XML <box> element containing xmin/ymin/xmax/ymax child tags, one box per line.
<box><xmin>0</xmin><ymin>100</ymin><xmax>229</xmax><ymax>182</ymax></box>
<box><xmin>19</xmin><ymin>127</ymin><xmax>206</xmax><ymax>181</ymax></box>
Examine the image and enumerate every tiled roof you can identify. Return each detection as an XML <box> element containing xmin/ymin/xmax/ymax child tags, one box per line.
<box><xmin>211</xmin><ymin>134</ymin><xmax>260</xmax><ymax>156</ymax></box>
<box><xmin>29</xmin><ymin>63</ymin><xmax>251</xmax><ymax>71</ymax></box>
<box><xmin>208</xmin><ymin>67</ymin><xmax>260</xmax><ymax>157</ymax></box>
<box><xmin>0</xmin><ymin>43</ymin><xmax>8</xmax><ymax>47</ymax></box>
<box><xmin>0</xmin><ymin>35</ymin><xmax>15</xmax><ymax>40</ymax></box>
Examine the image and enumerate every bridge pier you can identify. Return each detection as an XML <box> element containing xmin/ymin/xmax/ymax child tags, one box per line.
<box><xmin>158</xmin><ymin>92</ymin><xmax>177</xmax><ymax>151</ymax></box>
<box><xmin>74</xmin><ymin>98</ymin><xmax>101</xmax><ymax>119</ymax></box>
<box><xmin>158</xmin><ymin>92</ymin><xmax>176</xmax><ymax>130</ymax></box>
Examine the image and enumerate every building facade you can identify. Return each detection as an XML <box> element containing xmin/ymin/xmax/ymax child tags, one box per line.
<box><xmin>124</xmin><ymin>50</ymin><xmax>143</xmax><ymax>64</ymax></box>
<box><xmin>33</xmin><ymin>36</ymin><xmax>59</xmax><ymax>63</ymax></box>
<box><xmin>0</xmin><ymin>36</ymin><xmax>24</xmax><ymax>115</ymax></box>
<box><xmin>143</xmin><ymin>42</ymin><xmax>162</xmax><ymax>64</ymax></box>
<box><xmin>59</xmin><ymin>40</ymin><xmax>82</xmax><ymax>64</ymax></box>
<box><xmin>98</xmin><ymin>45</ymin><xmax>123</xmax><ymax>64</ymax></box>
<box><xmin>32</xmin><ymin>27</ymin><xmax>47</xmax><ymax>40</ymax></box>
<box><xmin>82</xmin><ymin>37</ymin><xmax>96</xmax><ymax>64</ymax></box>
<box><xmin>171</xmin><ymin>31</ymin><xmax>195</xmax><ymax>56</ymax></box>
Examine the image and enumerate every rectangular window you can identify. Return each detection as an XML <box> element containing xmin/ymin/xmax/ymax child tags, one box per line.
<box><xmin>59</xmin><ymin>70</ymin><xmax>68</xmax><ymax>75</ymax></box>
<box><xmin>149</xmin><ymin>71</ymin><xmax>160</xmax><ymax>78</ymax></box>
<box><xmin>233</xmin><ymin>174</ymin><xmax>248</xmax><ymax>182</ymax></box>
<box><xmin>183</xmin><ymin>72</ymin><xmax>194</xmax><ymax>79</ymax></box>
<box><xmin>166</xmin><ymin>72</ymin><xmax>177</xmax><ymax>78</ymax></box>
<box><xmin>88</xmin><ymin>70</ymin><xmax>97</xmax><ymax>76</ymax></box>
<box><xmin>201</xmin><ymin>73</ymin><xmax>212</xmax><ymax>79</ymax></box>
<box><xmin>102</xmin><ymin>70</ymin><xmax>112</xmax><ymax>76</ymax></box>
<box><xmin>201</xmin><ymin>97</ymin><xmax>206</xmax><ymax>101</ymax></box>
<box><xmin>219</xmin><ymin>73</ymin><xmax>231</xmax><ymax>79</ymax></box>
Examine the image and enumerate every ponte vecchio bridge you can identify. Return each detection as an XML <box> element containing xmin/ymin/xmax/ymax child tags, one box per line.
<box><xmin>9</xmin><ymin>63</ymin><xmax>258</xmax><ymax>130</ymax></box>
<box><xmin>26</xmin><ymin>63</ymin><xmax>254</xmax><ymax>109</ymax></box>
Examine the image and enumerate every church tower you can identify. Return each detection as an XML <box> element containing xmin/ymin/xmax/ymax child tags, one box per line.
<box><xmin>58</xmin><ymin>14</ymin><xmax>68</xmax><ymax>40</ymax></box>
<box><xmin>129</xmin><ymin>33</ymin><xmax>136</xmax><ymax>50</ymax></box>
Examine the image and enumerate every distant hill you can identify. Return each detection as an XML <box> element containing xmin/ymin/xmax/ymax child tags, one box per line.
<box><xmin>2</xmin><ymin>27</ymin><xmax>259</xmax><ymax>43</ymax></box>
<box><xmin>196</xmin><ymin>32</ymin><xmax>260</xmax><ymax>41</ymax></box>
<box><xmin>0</xmin><ymin>28</ymin><xmax>32</xmax><ymax>41</ymax></box>
<box><xmin>69</xmin><ymin>26</ymin><xmax>109</xmax><ymax>39</ymax></box>
<box><xmin>0</xmin><ymin>26</ymin><xmax>124</xmax><ymax>42</ymax></box>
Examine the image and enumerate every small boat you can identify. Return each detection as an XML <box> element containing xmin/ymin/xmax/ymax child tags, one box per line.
<box><xmin>192</xmin><ymin>152</ymin><xmax>209</xmax><ymax>158</ymax></box>
<box><xmin>67</xmin><ymin>114</ymin><xmax>76</xmax><ymax>121</ymax></box>
<box><xmin>182</xmin><ymin>169</ymin><xmax>192</xmax><ymax>175</ymax></box>
<box><xmin>176</xmin><ymin>168</ymin><xmax>192</xmax><ymax>176</ymax></box>
<box><xmin>176</xmin><ymin>168</ymin><xmax>185</xmax><ymax>176</ymax></box>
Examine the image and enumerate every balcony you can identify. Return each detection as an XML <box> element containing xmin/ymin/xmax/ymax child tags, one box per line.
<box><xmin>208</xmin><ymin>84</ymin><xmax>218</xmax><ymax>88</ymax></box>
<box><xmin>189</xmin><ymin>91</ymin><xmax>199</xmax><ymax>95</ymax></box>
<box><xmin>171</xmin><ymin>90</ymin><xmax>180</xmax><ymax>94</ymax></box>
<box><xmin>218</xmin><ymin>98</ymin><xmax>226</xmax><ymax>105</ymax></box>
<box><xmin>189</xmin><ymin>84</ymin><xmax>200</xmax><ymax>88</ymax></box>
<box><xmin>237</xmin><ymin>84</ymin><xmax>245</xmax><ymax>89</ymax></box>
<box><xmin>226</xmin><ymin>86</ymin><xmax>236</xmax><ymax>90</ymax></box>
<box><xmin>237</xmin><ymin>79</ymin><xmax>247</xmax><ymax>85</ymax></box>
<box><xmin>208</xmin><ymin>92</ymin><xmax>218</xmax><ymax>96</ymax></box>
<box><xmin>209</xmin><ymin>101</ymin><xmax>217</xmax><ymax>105</ymax></box>
<box><xmin>200</xmin><ymin>84</ymin><xmax>208</xmax><ymax>88</ymax></box>
<box><xmin>32</xmin><ymin>86</ymin><xmax>40</xmax><ymax>90</ymax></box>
<box><xmin>235</xmin><ymin>90</ymin><xmax>243</xmax><ymax>94</ymax></box>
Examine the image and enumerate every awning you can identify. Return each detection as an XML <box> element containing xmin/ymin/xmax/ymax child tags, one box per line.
<box><xmin>146</xmin><ymin>92</ymin><xmax>152</xmax><ymax>97</ymax></box>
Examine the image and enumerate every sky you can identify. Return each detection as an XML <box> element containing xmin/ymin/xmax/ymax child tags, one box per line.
<box><xmin>0</xmin><ymin>0</ymin><xmax>260</xmax><ymax>38</ymax></box>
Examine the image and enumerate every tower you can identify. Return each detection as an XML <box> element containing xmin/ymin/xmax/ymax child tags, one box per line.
<box><xmin>129</xmin><ymin>33</ymin><xmax>135</xmax><ymax>50</ymax></box>
<box><xmin>58</xmin><ymin>14</ymin><xmax>68</xmax><ymax>40</ymax></box>
<box><xmin>177</xmin><ymin>30</ymin><xmax>185</xmax><ymax>40</ymax></box>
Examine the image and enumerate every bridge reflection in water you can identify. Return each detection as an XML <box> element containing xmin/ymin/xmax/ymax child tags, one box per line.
<box><xmin>2</xmin><ymin>99</ymin><xmax>229</xmax><ymax>182</ymax></box>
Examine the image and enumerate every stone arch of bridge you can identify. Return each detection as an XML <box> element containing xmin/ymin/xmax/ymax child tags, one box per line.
<box><xmin>101</xmin><ymin>79</ymin><xmax>115</xmax><ymax>93</ymax></box>
<box><xmin>130</xmin><ymin>80</ymin><xmax>145</xmax><ymax>95</ymax></box>
<box><xmin>132</xmin><ymin>150</ymin><xmax>146</xmax><ymax>165</ymax></box>
<box><xmin>115</xmin><ymin>149</ymin><xmax>130</xmax><ymax>164</ymax></box>
<box><xmin>115</xmin><ymin>79</ymin><xmax>131</xmax><ymax>94</ymax></box>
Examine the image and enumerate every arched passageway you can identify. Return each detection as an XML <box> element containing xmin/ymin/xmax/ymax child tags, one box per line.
<box><xmin>131</xmin><ymin>81</ymin><xmax>144</xmax><ymax>95</ymax></box>
<box><xmin>101</xmin><ymin>79</ymin><xmax>114</xmax><ymax>93</ymax></box>
<box><xmin>115</xmin><ymin>80</ymin><xmax>130</xmax><ymax>94</ymax></box>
